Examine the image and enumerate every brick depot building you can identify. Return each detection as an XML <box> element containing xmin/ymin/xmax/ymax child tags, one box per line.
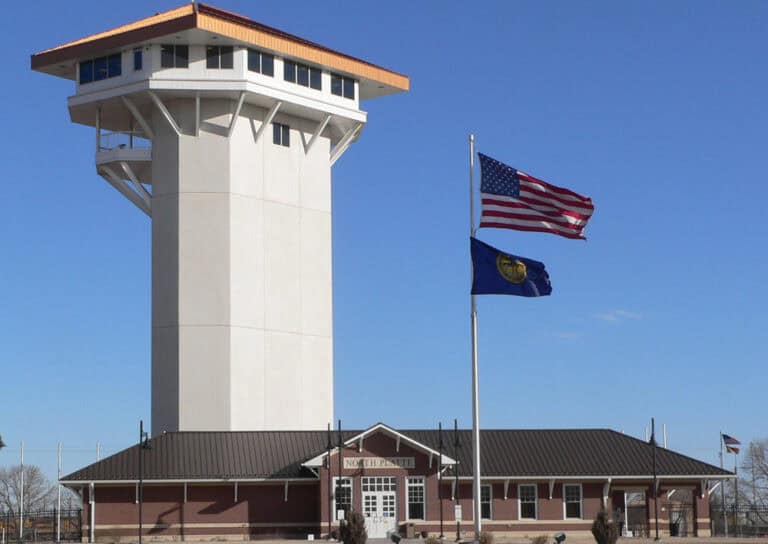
<box><xmin>62</xmin><ymin>423</ymin><xmax>730</xmax><ymax>542</ymax></box>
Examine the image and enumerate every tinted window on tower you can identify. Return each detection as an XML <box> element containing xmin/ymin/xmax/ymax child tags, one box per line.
<box><xmin>207</xmin><ymin>45</ymin><xmax>233</xmax><ymax>69</ymax></box>
<box><xmin>107</xmin><ymin>53</ymin><xmax>121</xmax><ymax>77</ymax></box>
<box><xmin>79</xmin><ymin>60</ymin><xmax>93</xmax><ymax>84</ymax></box>
<box><xmin>161</xmin><ymin>44</ymin><xmax>188</xmax><ymax>68</ymax></box>
<box><xmin>247</xmin><ymin>49</ymin><xmax>274</xmax><ymax>76</ymax></box>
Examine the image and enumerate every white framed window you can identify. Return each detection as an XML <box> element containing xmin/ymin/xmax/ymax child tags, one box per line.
<box><xmin>361</xmin><ymin>476</ymin><xmax>397</xmax><ymax>492</ymax></box>
<box><xmin>519</xmin><ymin>484</ymin><xmax>537</xmax><ymax>520</ymax></box>
<box><xmin>563</xmin><ymin>483</ymin><xmax>582</xmax><ymax>519</ymax></box>
<box><xmin>406</xmin><ymin>477</ymin><xmax>425</xmax><ymax>520</ymax></box>
<box><xmin>481</xmin><ymin>484</ymin><xmax>492</xmax><ymax>519</ymax></box>
<box><xmin>333</xmin><ymin>477</ymin><xmax>352</xmax><ymax>521</ymax></box>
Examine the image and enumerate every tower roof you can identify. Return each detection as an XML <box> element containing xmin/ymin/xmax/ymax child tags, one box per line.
<box><xmin>31</xmin><ymin>2</ymin><xmax>409</xmax><ymax>100</ymax></box>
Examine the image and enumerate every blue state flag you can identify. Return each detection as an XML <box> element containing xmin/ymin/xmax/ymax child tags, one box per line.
<box><xmin>471</xmin><ymin>237</ymin><xmax>552</xmax><ymax>297</ymax></box>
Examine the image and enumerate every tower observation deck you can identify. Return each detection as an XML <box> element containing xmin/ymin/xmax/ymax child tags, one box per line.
<box><xmin>32</xmin><ymin>3</ymin><xmax>409</xmax><ymax>434</ymax></box>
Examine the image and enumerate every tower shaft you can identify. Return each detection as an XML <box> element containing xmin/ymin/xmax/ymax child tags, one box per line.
<box><xmin>151</xmin><ymin>98</ymin><xmax>333</xmax><ymax>432</ymax></box>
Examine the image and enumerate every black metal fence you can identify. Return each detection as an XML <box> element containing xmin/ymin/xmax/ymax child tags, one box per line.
<box><xmin>0</xmin><ymin>509</ymin><xmax>82</xmax><ymax>543</ymax></box>
<box><xmin>711</xmin><ymin>505</ymin><xmax>768</xmax><ymax>537</ymax></box>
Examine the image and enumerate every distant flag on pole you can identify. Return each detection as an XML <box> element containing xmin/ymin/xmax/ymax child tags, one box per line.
<box><xmin>478</xmin><ymin>153</ymin><xmax>594</xmax><ymax>239</ymax></box>
<box><xmin>722</xmin><ymin>434</ymin><xmax>741</xmax><ymax>454</ymax></box>
<box><xmin>470</xmin><ymin>237</ymin><xmax>552</xmax><ymax>297</ymax></box>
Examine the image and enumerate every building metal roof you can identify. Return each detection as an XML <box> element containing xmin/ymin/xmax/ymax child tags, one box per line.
<box><xmin>30</xmin><ymin>3</ymin><xmax>409</xmax><ymax>94</ymax></box>
<box><xmin>60</xmin><ymin>427</ymin><xmax>730</xmax><ymax>484</ymax></box>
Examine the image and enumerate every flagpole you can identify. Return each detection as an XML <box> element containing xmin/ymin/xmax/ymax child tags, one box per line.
<box><xmin>720</xmin><ymin>432</ymin><xmax>728</xmax><ymax>537</ymax></box>
<box><xmin>469</xmin><ymin>133</ymin><xmax>482</xmax><ymax>542</ymax></box>
<box><xmin>734</xmin><ymin>451</ymin><xmax>739</xmax><ymax>537</ymax></box>
<box><xmin>651</xmin><ymin>418</ymin><xmax>659</xmax><ymax>541</ymax></box>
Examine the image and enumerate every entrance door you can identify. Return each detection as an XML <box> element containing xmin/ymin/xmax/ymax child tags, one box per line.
<box><xmin>361</xmin><ymin>477</ymin><xmax>398</xmax><ymax>538</ymax></box>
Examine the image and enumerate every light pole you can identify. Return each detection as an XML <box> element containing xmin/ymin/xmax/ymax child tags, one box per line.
<box><xmin>138</xmin><ymin>421</ymin><xmax>151</xmax><ymax>544</ymax></box>
<box><xmin>0</xmin><ymin>436</ymin><xmax>5</xmax><ymax>544</ymax></box>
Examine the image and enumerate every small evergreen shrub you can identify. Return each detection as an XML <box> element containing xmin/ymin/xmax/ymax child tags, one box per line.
<box><xmin>591</xmin><ymin>509</ymin><xmax>618</xmax><ymax>544</ymax></box>
<box><xmin>425</xmin><ymin>537</ymin><xmax>441</xmax><ymax>544</ymax></box>
<box><xmin>339</xmin><ymin>510</ymin><xmax>367</xmax><ymax>544</ymax></box>
<box><xmin>479</xmin><ymin>531</ymin><xmax>494</xmax><ymax>544</ymax></box>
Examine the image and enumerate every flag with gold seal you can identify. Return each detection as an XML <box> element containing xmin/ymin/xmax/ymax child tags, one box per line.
<box><xmin>470</xmin><ymin>237</ymin><xmax>552</xmax><ymax>297</ymax></box>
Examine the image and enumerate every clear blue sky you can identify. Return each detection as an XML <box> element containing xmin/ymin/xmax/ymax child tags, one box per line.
<box><xmin>2</xmin><ymin>1</ymin><xmax>765</xmax><ymax>481</ymax></box>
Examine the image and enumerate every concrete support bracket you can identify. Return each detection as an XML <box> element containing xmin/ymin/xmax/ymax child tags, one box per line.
<box><xmin>119</xmin><ymin>161</ymin><xmax>152</xmax><ymax>208</ymax></box>
<box><xmin>99</xmin><ymin>166</ymin><xmax>151</xmax><ymax>217</ymax></box>
<box><xmin>227</xmin><ymin>91</ymin><xmax>247</xmax><ymax>138</ymax></box>
<box><xmin>306</xmin><ymin>114</ymin><xmax>332</xmax><ymax>154</ymax></box>
<box><xmin>330</xmin><ymin>122</ymin><xmax>362</xmax><ymax>167</ymax></box>
<box><xmin>148</xmin><ymin>91</ymin><xmax>181</xmax><ymax>136</ymax></box>
<box><xmin>251</xmin><ymin>100</ymin><xmax>282</xmax><ymax>144</ymax></box>
<box><xmin>121</xmin><ymin>96</ymin><xmax>155</xmax><ymax>140</ymax></box>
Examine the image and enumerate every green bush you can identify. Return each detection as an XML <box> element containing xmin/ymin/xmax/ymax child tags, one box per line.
<box><xmin>530</xmin><ymin>536</ymin><xmax>548</xmax><ymax>544</ymax></box>
<box><xmin>339</xmin><ymin>510</ymin><xmax>367</xmax><ymax>544</ymax></box>
<box><xmin>425</xmin><ymin>537</ymin><xmax>441</xmax><ymax>544</ymax></box>
<box><xmin>591</xmin><ymin>509</ymin><xmax>618</xmax><ymax>544</ymax></box>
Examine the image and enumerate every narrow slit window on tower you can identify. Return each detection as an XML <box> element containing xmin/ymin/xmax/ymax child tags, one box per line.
<box><xmin>247</xmin><ymin>49</ymin><xmax>274</xmax><ymax>76</ymax></box>
<box><xmin>206</xmin><ymin>45</ymin><xmax>233</xmax><ymax>69</ymax></box>
<box><xmin>161</xmin><ymin>44</ymin><xmax>189</xmax><ymax>68</ymax></box>
<box><xmin>331</xmin><ymin>74</ymin><xmax>356</xmax><ymax>100</ymax></box>
<box><xmin>273</xmin><ymin>123</ymin><xmax>290</xmax><ymax>147</ymax></box>
<box><xmin>283</xmin><ymin>60</ymin><xmax>322</xmax><ymax>90</ymax></box>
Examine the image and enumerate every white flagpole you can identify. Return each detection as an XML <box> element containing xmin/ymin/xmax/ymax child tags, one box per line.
<box><xmin>469</xmin><ymin>133</ymin><xmax>482</xmax><ymax>541</ymax></box>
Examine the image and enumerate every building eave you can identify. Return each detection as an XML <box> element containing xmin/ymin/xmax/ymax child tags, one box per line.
<box><xmin>30</xmin><ymin>2</ymin><xmax>409</xmax><ymax>95</ymax></box>
<box><xmin>59</xmin><ymin>476</ymin><xmax>318</xmax><ymax>486</ymax></box>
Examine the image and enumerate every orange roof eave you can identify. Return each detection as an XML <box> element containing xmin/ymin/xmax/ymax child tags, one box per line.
<box><xmin>30</xmin><ymin>3</ymin><xmax>409</xmax><ymax>92</ymax></box>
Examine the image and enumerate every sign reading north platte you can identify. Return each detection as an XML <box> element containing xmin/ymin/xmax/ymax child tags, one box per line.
<box><xmin>343</xmin><ymin>457</ymin><xmax>415</xmax><ymax>470</ymax></box>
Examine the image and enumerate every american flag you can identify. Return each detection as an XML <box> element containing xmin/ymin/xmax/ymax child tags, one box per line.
<box><xmin>722</xmin><ymin>434</ymin><xmax>741</xmax><ymax>454</ymax></box>
<box><xmin>479</xmin><ymin>153</ymin><xmax>594</xmax><ymax>240</ymax></box>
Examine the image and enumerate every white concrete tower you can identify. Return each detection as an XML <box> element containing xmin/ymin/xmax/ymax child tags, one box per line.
<box><xmin>32</xmin><ymin>4</ymin><xmax>408</xmax><ymax>433</ymax></box>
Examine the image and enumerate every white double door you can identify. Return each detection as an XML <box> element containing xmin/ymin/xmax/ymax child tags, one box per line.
<box><xmin>361</xmin><ymin>476</ymin><xmax>398</xmax><ymax>538</ymax></box>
